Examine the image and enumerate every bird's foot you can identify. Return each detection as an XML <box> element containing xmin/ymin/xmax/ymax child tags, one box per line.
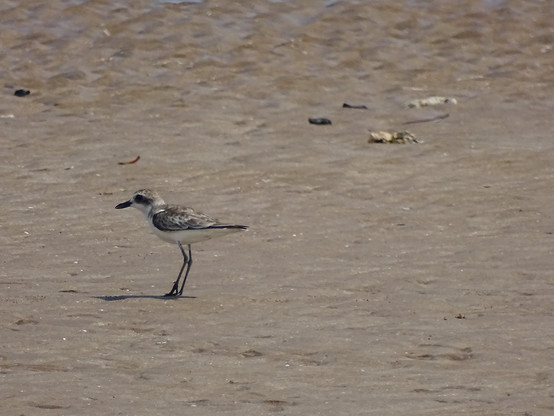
<box><xmin>164</xmin><ymin>282</ymin><xmax>180</xmax><ymax>297</ymax></box>
<box><xmin>163</xmin><ymin>291</ymin><xmax>179</xmax><ymax>297</ymax></box>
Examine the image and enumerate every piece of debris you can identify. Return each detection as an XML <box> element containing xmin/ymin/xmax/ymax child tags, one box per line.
<box><xmin>240</xmin><ymin>349</ymin><xmax>263</xmax><ymax>358</ymax></box>
<box><xmin>309</xmin><ymin>117</ymin><xmax>332</xmax><ymax>125</ymax></box>
<box><xmin>343</xmin><ymin>103</ymin><xmax>368</xmax><ymax>109</ymax></box>
<box><xmin>403</xmin><ymin>113</ymin><xmax>450</xmax><ymax>125</ymax></box>
<box><xmin>408</xmin><ymin>96</ymin><xmax>457</xmax><ymax>108</ymax></box>
<box><xmin>368</xmin><ymin>130</ymin><xmax>419</xmax><ymax>144</ymax></box>
<box><xmin>118</xmin><ymin>155</ymin><xmax>141</xmax><ymax>165</ymax></box>
<box><xmin>14</xmin><ymin>89</ymin><xmax>30</xmax><ymax>97</ymax></box>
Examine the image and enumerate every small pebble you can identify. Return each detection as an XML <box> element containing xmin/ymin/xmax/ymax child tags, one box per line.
<box><xmin>343</xmin><ymin>103</ymin><xmax>368</xmax><ymax>109</ymax></box>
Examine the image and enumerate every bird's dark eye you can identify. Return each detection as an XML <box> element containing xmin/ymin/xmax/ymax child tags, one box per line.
<box><xmin>135</xmin><ymin>194</ymin><xmax>144</xmax><ymax>203</ymax></box>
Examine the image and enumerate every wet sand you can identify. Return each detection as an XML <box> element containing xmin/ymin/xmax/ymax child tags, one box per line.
<box><xmin>1</xmin><ymin>1</ymin><xmax>553</xmax><ymax>415</ymax></box>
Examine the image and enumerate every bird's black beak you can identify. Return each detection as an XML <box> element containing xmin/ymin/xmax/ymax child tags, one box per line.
<box><xmin>115</xmin><ymin>200</ymin><xmax>132</xmax><ymax>209</ymax></box>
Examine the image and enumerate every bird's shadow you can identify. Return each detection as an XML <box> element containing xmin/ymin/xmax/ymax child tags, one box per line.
<box><xmin>95</xmin><ymin>294</ymin><xmax>196</xmax><ymax>301</ymax></box>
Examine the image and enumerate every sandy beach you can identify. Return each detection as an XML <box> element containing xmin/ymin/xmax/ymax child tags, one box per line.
<box><xmin>1</xmin><ymin>1</ymin><xmax>553</xmax><ymax>414</ymax></box>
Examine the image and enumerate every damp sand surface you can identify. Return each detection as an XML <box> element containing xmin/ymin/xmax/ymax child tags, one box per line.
<box><xmin>1</xmin><ymin>1</ymin><xmax>553</xmax><ymax>415</ymax></box>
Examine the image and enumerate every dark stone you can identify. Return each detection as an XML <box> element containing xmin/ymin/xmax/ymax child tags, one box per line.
<box><xmin>308</xmin><ymin>117</ymin><xmax>332</xmax><ymax>125</ymax></box>
<box><xmin>14</xmin><ymin>89</ymin><xmax>30</xmax><ymax>97</ymax></box>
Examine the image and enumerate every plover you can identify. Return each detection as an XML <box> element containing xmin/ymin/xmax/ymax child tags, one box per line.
<box><xmin>115</xmin><ymin>189</ymin><xmax>247</xmax><ymax>297</ymax></box>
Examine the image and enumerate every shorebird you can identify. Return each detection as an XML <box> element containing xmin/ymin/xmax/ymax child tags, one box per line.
<box><xmin>115</xmin><ymin>189</ymin><xmax>247</xmax><ymax>297</ymax></box>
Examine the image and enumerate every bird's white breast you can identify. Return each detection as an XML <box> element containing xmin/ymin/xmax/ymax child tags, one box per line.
<box><xmin>148</xmin><ymin>222</ymin><xmax>243</xmax><ymax>245</ymax></box>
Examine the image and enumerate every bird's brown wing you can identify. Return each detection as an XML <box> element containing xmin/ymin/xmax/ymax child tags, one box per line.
<box><xmin>152</xmin><ymin>205</ymin><xmax>218</xmax><ymax>231</ymax></box>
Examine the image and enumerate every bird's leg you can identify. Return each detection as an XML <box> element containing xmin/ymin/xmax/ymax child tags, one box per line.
<box><xmin>178</xmin><ymin>244</ymin><xmax>193</xmax><ymax>295</ymax></box>
<box><xmin>164</xmin><ymin>242</ymin><xmax>189</xmax><ymax>297</ymax></box>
